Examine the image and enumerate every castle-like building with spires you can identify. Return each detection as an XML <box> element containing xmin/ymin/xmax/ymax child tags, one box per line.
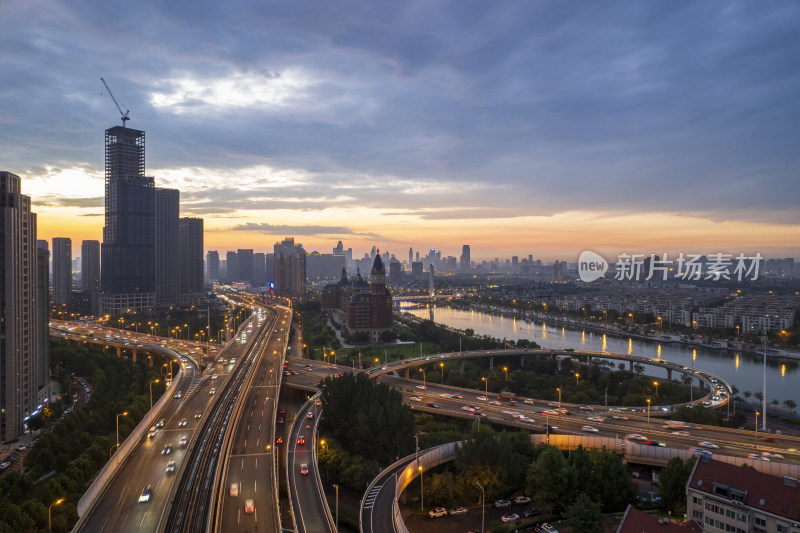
<box><xmin>321</xmin><ymin>253</ymin><xmax>393</xmax><ymax>343</ymax></box>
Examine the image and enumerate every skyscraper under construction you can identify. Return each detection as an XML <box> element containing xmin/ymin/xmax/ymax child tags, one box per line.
<box><xmin>101</xmin><ymin>126</ymin><xmax>155</xmax><ymax>314</ymax></box>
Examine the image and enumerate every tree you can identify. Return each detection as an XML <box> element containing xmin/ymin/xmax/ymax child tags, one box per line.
<box><xmin>754</xmin><ymin>391</ymin><xmax>763</xmax><ymax>402</ymax></box>
<box><xmin>525</xmin><ymin>446</ymin><xmax>575</xmax><ymax>513</ymax></box>
<box><xmin>566</xmin><ymin>493</ymin><xmax>604</xmax><ymax>533</ymax></box>
<box><xmin>659</xmin><ymin>455</ymin><xmax>697</xmax><ymax>516</ymax></box>
<box><xmin>743</xmin><ymin>390</ymin><xmax>751</xmax><ymax>401</ymax></box>
<box><xmin>784</xmin><ymin>399</ymin><xmax>797</xmax><ymax>412</ymax></box>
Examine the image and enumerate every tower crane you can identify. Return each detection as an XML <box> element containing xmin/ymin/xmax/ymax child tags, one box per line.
<box><xmin>100</xmin><ymin>77</ymin><xmax>130</xmax><ymax>127</ymax></box>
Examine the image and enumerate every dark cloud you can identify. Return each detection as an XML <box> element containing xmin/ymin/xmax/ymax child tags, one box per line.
<box><xmin>1</xmin><ymin>1</ymin><xmax>799</xmax><ymax>226</ymax></box>
<box><xmin>37</xmin><ymin>196</ymin><xmax>104</xmax><ymax>208</ymax></box>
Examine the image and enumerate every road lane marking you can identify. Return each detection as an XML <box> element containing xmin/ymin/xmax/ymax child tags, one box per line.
<box><xmin>139</xmin><ymin>511</ymin><xmax>148</xmax><ymax>528</ymax></box>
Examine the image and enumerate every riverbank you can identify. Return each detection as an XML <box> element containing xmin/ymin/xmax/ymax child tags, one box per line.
<box><xmin>443</xmin><ymin>302</ymin><xmax>800</xmax><ymax>362</ymax></box>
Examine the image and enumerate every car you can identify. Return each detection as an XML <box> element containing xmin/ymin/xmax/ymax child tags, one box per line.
<box><xmin>523</xmin><ymin>398</ymin><xmax>536</xmax><ymax>405</ymax></box>
<box><xmin>276</xmin><ymin>437</ymin><xmax>284</xmax><ymax>445</ymax></box>
<box><xmin>230</xmin><ymin>482</ymin><xmax>240</xmax><ymax>497</ymax></box>
<box><xmin>494</xmin><ymin>499</ymin><xmax>511</xmax><ymax>508</ymax></box>
<box><xmin>230</xmin><ymin>359</ymin><xmax>237</xmax><ymax>365</ymax></box>
<box><xmin>428</xmin><ymin>507</ymin><xmax>447</xmax><ymax>518</ymax></box>
<box><xmin>300</xmin><ymin>463</ymin><xmax>309</xmax><ymax>475</ymax></box>
<box><xmin>462</xmin><ymin>405</ymin><xmax>476</xmax><ymax>412</ymax></box>
<box><xmin>0</xmin><ymin>462</ymin><xmax>10</xmax><ymax>471</ymax></box>
<box><xmin>178</xmin><ymin>418</ymin><xmax>188</xmax><ymax>427</ymax></box>
<box><xmin>209</xmin><ymin>388</ymin><xmax>216</xmax><ymax>395</ymax></box>
<box><xmin>174</xmin><ymin>391</ymin><xmax>182</xmax><ymax>399</ymax></box>
<box><xmin>409</xmin><ymin>396</ymin><xmax>422</xmax><ymax>402</ymax></box>
<box><xmin>612</xmin><ymin>415</ymin><xmax>629</xmax><ymax>420</ymax></box>
<box><xmin>244</xmin><ymin>498</ymin><xmax>255</xmax><ymax>513</ymax></box>
<box><xmin>645</xmin><ymin>440</ymin><xmax>666</xmax><ymax>447</ymax></box>
<box><xmin>762</xmin><ymin>451</ymin><xmax>785</xmax><ymax>459</ymax></box>
<box><xmin>166</xmin><ymin>460</ymin><xmax>176</xmax><ymax>474</ymax></box>
<box><xmin>581</xmin><ymin>425</ymin><xmax>599</xmax><ymax>433</ymax></box>
<box><xmin>513</xmin><ymin>495</ymin><xmax>531</xmax><ymax>504</ymax></box>
<box><xmin>306</xmin><ymin>411</ymin><xmax>314</xmax><ymax>419</ymax></box>
<box><xmin>194</xmin><ymin>411</ymin><xmax>202</xmax><ymax>419</ymax></box>
<box><xmin>477</xmin><ymin>395</ymin><xmax>488</xmax><ymax>401</ymax></box>
<box><xmin>139</xmin><ymin>486</ymin><xmax>152</xmax><ymax>503</ymax></box>
<box><xmin>162</xmin><ymin>444</ymin><xmax>173</xmax><ymax>455</ymax></box>
<box><xmin>671</xmin><ymin>431</ymin><xmax>691</xmax><ymax>436</ymax></box>
<box><xmin>297</xmin><ymin>436</ymin><xmax>305</xmax><ymax>445</ymax></box>
<box><xmin>449</xmin><ymin>506</ymin><xmax>468</xmax><ymax>515</ymax></box>
<box><xmin>211</xmin><ymin>374</ymin><xmax>218</xmax><ymax>380</ymax></box>
<box><xmin>490</xmin><ymin>400</ymin><xmax>502</xmax><ymax>406</ymax></box>
<box><xmin>279</xmin><ymin>408</ymin><xmax>286</xmax><ymax>415</ymax></box>
<box><xmin>762</xmin><ymin>437</ymin><xmax>778</xmax><ymax>443</ymax></box>
<box><xmin>524</xmin><ymin>507</ymin><xmax>542</xmax><ymax>517</ymax></box>
<box><xmin>451</xmin><ymin>394</ymin><xmax>464</xmax><ymax>399</ymax></box>
<box><xmin>277</xmin><ymin>417</ymin><xmax>285</xmax><ymax>424</ymax></box>
<box><xmin>425</xmin><ymin>402</ymin><xmax>439</xmax><ymax>408</ymax></box>
<box><xmin>697</xmin><ymin>441</ymin><xmax>719</xmax><ymax>449</ymax></box>
<box><xmin>628</xmin><ymin>434</ymin><xmax>647</xmax><ymax>441</ymax></box>
<box><xmin>148</xmin><ymin>426</ymin><xmax>157</xmax><ymax>438</ymax></box>
<box><xmin>587</xmin><ymin>416</ymin><xmax>605</xmax><ymax>422</ymax></box>
<box><xmin>579</xmin><ymin>406</ymin><xmax>594</xmax><ymax>411</ymax></box>
<box><xmin>156</xmin><ymin>419</ymin><xmax>166</xmax><ymax>428</ymax></box>
<box><xmin>748</xmin><ymin>454</ymin><xmax>770</xmax><ymax>462</ymax></box>
<box><xmin>179</xmin><ymin>436</ymin><xmax>188</xmax><ymax>447</ymax></box>
<box><xmin>501</xmin><ymin>513</ymin><xmax>520</xmax><ymax>523</ymax></box>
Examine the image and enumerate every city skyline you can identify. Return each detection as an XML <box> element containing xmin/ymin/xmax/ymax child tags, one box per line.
<box><xmin>3</xmin><ymin>2</ymin><xmax>800</xmax><ymax>260</ymax></box>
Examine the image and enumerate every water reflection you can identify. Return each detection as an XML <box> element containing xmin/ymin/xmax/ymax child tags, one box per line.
<box><xmin>405</xmin><ymin>305</ymin><xmax>798</xmax><ymax>401</ymax></box>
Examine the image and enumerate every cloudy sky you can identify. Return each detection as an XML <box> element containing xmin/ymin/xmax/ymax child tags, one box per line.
<box><xmin>3</xmin><ymin>1</ymin><xmax>799</xmax><ymax>261</ymax></box>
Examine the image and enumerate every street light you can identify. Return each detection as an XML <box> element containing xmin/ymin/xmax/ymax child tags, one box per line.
<box><xmin>419</xmin><ymin>465</ymin><xmax>424</xmax><ymax>511</ymax></box>
<box><xmin>754</xmin><ymin>411</ymin><xmax>760</xmax><ymax>448</ymax></box>
<box><xmin>49</xmin><ymin>498</ymin><xmax>64</xmax><ymax>533</ymax></box>
<box><xmin>149</xmin><ymin>379</ymin><xmax>160</xmax><ymax>410</ymax></box>
<box><xmin>646</xmin><ymin>399</ymin><xmax>651</xmax><ymax>424</ymax></box>
<box><xmin>116</xmin><ymin>411</ymin><xmax>128</xmax><ymax>449</ymax></box>
<box><xmin>415</xmin><ymin>434</ymin><xmax>419</xmax><ymax>464</ymax></box>
<box><xmin>557</xmin><ymin>387</ymin><xmax>561</xmax><ymax>409</ymax></box>
<box><xmin>482</xmin><ymin>376</ymin><xmax>488</xmax><ymax>398</ymax></box>
<box><xmin>476</xmin><ymin>481</ymin><xmax>485</xmax><ymax>533</ymax></box>
<box><xmin>419</xmin><ymin>368</ymin><xmax>426</xmax><ymax>389</ymax></box>
<box><xmin>332</xmin><ymin>483</ymin><xmax>339</xmax><ymax>532</ymax></box>
<box><xmin>503</xmin><ymin>366</ymin><xmax>508</xmax><ymax>381</ymax></box>
<box><xmin>575</xmin><ymin>372</ymin><xmax>580</xmax><ymax>386</ymax></box>
<box><xmin>440</xmin><ymin>362</ymin><xmax>444</xmax><ymax>382</ymax></box>
<box><xmin>653</xmin><ymin>381</ymin><xmax>659</xmax><ymax>398</ymax></box>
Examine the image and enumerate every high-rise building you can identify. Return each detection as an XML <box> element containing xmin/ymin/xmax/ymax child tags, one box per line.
<box><xmin>460</xmin><ymin>245</ymin><xmax>470</xmax><ymax>273</ymax></box>
<box><xmin>155</xmin><ymin>188</ymin><xmax>180</xmax><ymax>308</ymax></box>
<box><xmin>253</xmin><ymin>252</ymin><xmax>267</xmax><ymax>286</ymax></box>
<box><xmin>206</xmin><ymin>251</ymin><xmax>220</xmax><ymax>282</ymax></box>
<box><xmin>408</xmin><ymin>247</ymin><xmax>413</xmax><ymax>267</ymax></box>
<box><xmin>274</xmin><ymin>238</ymin><xmax>306</xmax><ymax>297</ymax></box>
<box><xmin>389</xmin><ymin>258</ymin><xmax>403</xmax><ymax>283</ymax></box>
<box><xmin>179</xmin><ymin>218</ymin><xmax>204</xmax><ymax>306</ymax></box>
<box><xmin>101</xmin><ymin>126</ymin><xmax>155</xmax><ymax>314</ymax></box>
<box><xmin>52</xmin><ymin>237</ymin><xmax>72</xmax><ymax>308</ymax></box>
<box><xmin>225</xmin><ymin>251</ymin><xmax>239</xmax><ymax>283</ymax></box>
<box><xmin>81</xmin><ymin>240</ymin><xmax>101</xmax><ymax>315</ymax></box>
<box><xmin>237</xmin><ymin>249</ymin><xmax>254</xmax><ymax>285</ymax></box>
<box><xmin>0</xmin><ymin>171</ymin><xmax>49</xmax><ymax>441</ymax></box>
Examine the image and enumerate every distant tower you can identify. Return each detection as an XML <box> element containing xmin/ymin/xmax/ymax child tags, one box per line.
<box><xmin>460</xmin><ymin>245</ymin><xmax>471</xmax><ymax>273</ymax></box>
<box><xmin>370</xmin><ymin>251</ymin><xmax>392</xmax><ymax>341</ymax></box>
<box><xmin>52</xmin><ymin>237</ymin><xmax>72</xmax><ymax>308</ymax></box>
<box><xmin>408</xmin><ymin>247</ymin><xmax>413</xmax><ymax>266</ymax></box>
<box><xmin>206</xmin><ymin>251</ymin><xmax>220</xmax><ymax>281</ymax></box>
<box><xmin>178</xmin><ymin>218</ymin><xmax>204</xmax><ymax>306</ymax></box>
<box><xmin>429</xmin><ymin>264</ymin><xmax>435</xmax><ymax>297</ymax></box>
<box><xmin>81</xmin><ymin>239</ymin><xmax>101</xmax><ymax>315</ymax></box>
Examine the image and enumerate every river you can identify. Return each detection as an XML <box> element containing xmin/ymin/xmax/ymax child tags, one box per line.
<box><xmin>403</xmin><ymin>305</ymin><xmax>799</xmax><ymax>405</ymax></box>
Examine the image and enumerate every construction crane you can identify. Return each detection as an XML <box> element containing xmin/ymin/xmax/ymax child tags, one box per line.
<box><xmin>100</xmin><ymin>77</ymin><xmax>130</xmax><ymax>126</ymax></box>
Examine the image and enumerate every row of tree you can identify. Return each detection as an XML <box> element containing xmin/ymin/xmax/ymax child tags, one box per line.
<box><xmin>0</xmin><ymin>341</ymin><xmax>164</xmax><ymax>533</ymax></box>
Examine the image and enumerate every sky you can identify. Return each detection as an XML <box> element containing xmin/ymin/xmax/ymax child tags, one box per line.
<box><xmin>2</xmin><ymin>1</ymin><xmax>800</xmax><ymax>262</ymax></box>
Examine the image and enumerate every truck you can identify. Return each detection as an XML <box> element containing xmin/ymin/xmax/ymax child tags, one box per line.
<box><xmin>499</xmin><ymin>391</ymin><xmax>516</xmax><ymax>401</ymax></box>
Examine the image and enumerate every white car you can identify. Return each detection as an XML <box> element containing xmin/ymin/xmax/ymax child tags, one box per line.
<box><xmin>672</xmin><ymin>431</ymin><xmax>691</xmax><ymax>437</ymax></box>
<box><xmin>165</xmin><ymin>460</ymin><xmax>176</xmax><ymax>473</ymax></box>
<box><xmin>587</xmin><ymin>416</ymin><xmax>605</xmax><ymax>422</ymax></box>
<box><xmin>581</xmin><ymin>425</ymin><xmax>599</xmax><ymax>433</ymax></box>
<box><xmin>501</xmin><ymin>513</ymin><xmax>520</xmax><ymax>523</ymax></box>
<box><xmin>697</xmin><ymin>441</ymin><xmax>719</xmax><ymax>449</ymax></box>
<box><xmin>429</xmin><ymin>507</ymin><xmax>447</xmax><ymax>518</ymax></box>
<box><xmin>477</xmin><ymin>396</ymin><xmax>488</xmax><ymax>401</ymax></box>
<box><xmin>209</xmin><ymin>388</ymin><xmax>216</xmax><ymax>395</ymax></box>
<box><xmin>409</xmin><ymin>396</ymin><xmax>422</xmax><ymax>402</ymax></box>
<box><xmin>178</xmin><ymin>436</ymin><xmax>188</xmax><ymax>447</ymax></box>
<box><xmin>629</xmin><ymin>434</ymin><xmax>647</xmax><ymax>441</ymax></box>
<box><xmin>174</xmin><ymin>391</ymin><xmax>182</xmax><ymax>399</ymax></box>
<box><xmin>178</xmin><ymin>418</ymin><xmax>188</xmax><ymax>427</ymax></box>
